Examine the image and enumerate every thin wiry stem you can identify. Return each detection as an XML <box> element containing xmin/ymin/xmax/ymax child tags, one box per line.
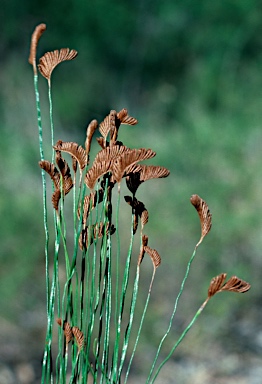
<box><xmin>146</xmin><ymin>246</ymin><xmax>198</xmax><ymax>383</ymax></box>
<box><xmin>150</xmin><ymin>298</ymin><xmax>209</xmax><ymax>383</ymax></box>
<box><xmin>124</xmin><ymin>266</ymin><xmax>155</xmax><ymax>384</ymax></box>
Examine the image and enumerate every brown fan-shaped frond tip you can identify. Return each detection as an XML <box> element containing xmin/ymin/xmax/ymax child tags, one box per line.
<box><xmin>140</xmin><ymin>165</ymin><xmax>170</xmax><ymax>182</ymax></box>
<box><xmin>208</xmin><ymin>273</ymin><xmax>227</xmax><ymax>298</ymax></box>
<box><xmin>56</xmin><ymin>318</ymin><xmax>73</xmax><ymax>344</ymax></box>
<box><xmin>29</xmin><ymin>23</ymin><xmax>46</xmax><ymax>69</ymax></box>
<box><xmin>52</xmin><ymin>189</ymin><xmax>61</xmax><ymax>211</ymax></box>
<box><xmin>220</xmin><ymin>275</ymin><xmax>251</xmax><ymax>294</ymax></box>
<box><xmin>112</xmin><ymin>148</ymin><xmax>156</xmax><ymax>183</ymax></box>
<box><xmin>207</xmin><ymin>273</ymin><xmax>251</xmax><ymax>299</ymax></box>
<box><xmin>39</xmin><ymin>160</ymin><xmax>60</xmax><ymax>190</ymax></box>
<box><xmin>54</xmin><ymin>140</ymin><xmax>88</xmax><ymax>171</ymax></box>
<box><xmin>72</xmin><ymin>326</ymin><xmax>85</xmax><ymax>351</ymax></box>
<box><xmin>144</xmin><ymin>246</ymin><xmax>161</xmax><ymax>269</ymax></box>
<box><xmin>38</xmin><ymin>48</ymin><xmax>78</xmax><ymax>82</ymax></box>
<box><xmin>190</xmin><ymin>194</ymin><xmax>212</xmax><ymax>247</ymax></box>
<box><xmin>85</xmin><ymin>160</ymin><xmax>111</xmax><ymax>190</ymax></box>
<box><xmin>85</xmin><ymin>119</ymin><xmax>98</xmax><ymax>155</ymax></box>
<box><xmin>117</xmin><ymin>108</ymin><xmax>138</xmax><ymax>126</ymax></box>
<box><xmin>99</xmin><ymin>110</ymin><xmax>117</xmax><ymax>139</ymax></box>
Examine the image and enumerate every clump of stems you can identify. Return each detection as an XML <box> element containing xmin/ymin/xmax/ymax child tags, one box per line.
<box><xmin>29</xmin><ymin>24</ymin><xmax>251</xmax><ymax>384</ymax></box>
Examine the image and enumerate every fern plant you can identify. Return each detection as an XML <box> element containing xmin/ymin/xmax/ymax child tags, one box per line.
<box><xmin>29</xmin><ymin>24</ymin><xmax>251</xmax><ymax>384</ymax></box>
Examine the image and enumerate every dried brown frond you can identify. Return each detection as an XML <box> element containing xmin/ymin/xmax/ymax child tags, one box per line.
<box><xmin>54</xmin><ymin>140</ymin><xmax>88</xmax><ymax>171</ymax></box>
<box><xmin>95</xmin><ymin>144</ymin><xmax>128</xmax><ymax>164</ymax></box>
<box><xmin>126</xmin><ymin>165</ymin><xmax>169</xmax><ymax>194</ymax></box>
<box><xmin>55</xmin><ymin>148</ymin><xmax>71</xmax><ymax>178</ymax></box>
<box><xmin>207</xmin><ymin>273</ymin><xmax>251</xmax><ymax>299</ymax></box>
<box><xmin>85</xmin><ymin>119</ymin><xmax>98</xmax><ymax>155</ymax></box>
<box><xmin>72</xmin><ymin>326</ymin><xmax>85</xmax><ymax>351</ymax></box>
<box><xmin>52</xmin><ymin>190</ymin><xmax>61</xmax><ymax>211</ymax></box>
<box><xmin>39</xmin><ymin>160</ymin><xmax>60</xmax><ymax>189</ymax></box>
<box><xmin>138</xmin><ymin>235</ymin><xmax>149</xmax><ymax>266</ymax></box>
<box><xmin>99</xmin><ymin>110</ymin><xmax>117</xmax><ymax>139</ymax></box>
<box><xmin>117</xmin><ymin>108</ymin><xmax>138</xmax><ymax>126</ymax></box>
<box><xmin>144</xmin><ymin>245</ymin><xmax>161</xmax><ymax>269</ymax></box>
<box><xmin>85</xmin><ymin>145</ymin><xmax>128</xmax><ymax>189</ymax></box>
<box><xmin>78</xmin><ymin>189</ymin><xmax>105</xmax><ymax>226</ymax></box>
<box><xmin>208</xmin><ymin>273</ymin><xmax>227</xmax><ymax>298</ymax></box>
<box><xmin>141</xmin><ymin>209</ymin><xmax>149</xmax><ymax>229</ymax></box>
<box><xmin>85</xmin><ymin>160</ymin><xmax>111</xmax><ymax>190</ymax></box>
<box><xmin>29</xmin><ymin>23</ymin><xmax>46</xmax><ymax>73</ymax></box>
<box><xmin>190</xmin><ymin>194</ymin><xmax>212</xmax><ymax>247</ymax></box>
<box><xmin>56</xmin><ymin>318</ymin><xmax>73</xmax><ymax>345</ymax></box>
<box><xmin>112</xmin><ymin>148</ymin><xmax>156</xmax><ymax>183</ymax></box>
<box><xmin>220</xmin><ymin>275</ymin><xmax>251</xmax><ymax>294</ymax></box>
<box><xmin>38</xmin><ymin>48</ymin><xmax>78</xmax><ymax>83</ymax></box>
<box><xmin>140</xmin><ymin>165</ymin><xmax>170</xmax><ymax>181</ymax></box>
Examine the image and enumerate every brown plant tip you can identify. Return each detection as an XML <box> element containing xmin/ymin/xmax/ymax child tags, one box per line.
<box><xmin>39</xmin><ymin>160</ymin><xmax>60</xmax><ymax>190</ymax></box>
<box><xmin>190</xmin><ymin>194</ymin><xmax>212</xmax><ymax>246</ymax></box>
<box><xmin>85</xmin><ymin>119</ymin><xmax>98</xmax><ymax>155</ymax></box>
<box><xmin>126</xmin><ymin>165</ymin><xmax>170</xmax><ymax>194</ymax></box>
<box><xmin>38</xmin><ymin>48</ymin><xmax>78</xmax><ymax>83</ymax></box>
<box><xmin>29</xmin><ymin>23</ymin><xmax>46</xmax><ymax>67</ymax></box>
<box><xmin>72</xmin><ymin>326</ymin><xmax>85</xmax><ymax>351</ymax></box>
<box><xmin>208</xmin><ymin>273</ymin><xmax>251</xmax><ymax>299</ymax></box>
<box><xmin>144</xmin><ymin>245</ymin><xmax>161</xmax><ymax>269</ymax></box>
<box><xmin>56</xmin><ymin>318</ymin><xmax>73</xmax><ymax>345</ymax></box>
<box><xmin>53</xmin><ymin>140</ymin><xmax>88</xmax><ymax>171</ymax></box>
<box><xmin>208</xmin><ymin>273</ymin><xmax>227</xmax><ymax>298</ymax></box>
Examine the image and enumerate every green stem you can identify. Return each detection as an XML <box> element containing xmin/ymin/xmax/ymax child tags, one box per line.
<box><xmin>146</xmin><ymin>246</ymin><xmax>198</xmax><ymax>383</ymax></box>
<box><xmin>150</xmin><ymin>298</ymin><xmax>209</xmax><ymax>383</ymax></box>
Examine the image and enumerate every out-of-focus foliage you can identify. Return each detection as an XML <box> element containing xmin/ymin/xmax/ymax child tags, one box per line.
<box><xmin>1</xmin><ymin>0</ymin><xmax>262</xmax><ymax>381</ymax></box>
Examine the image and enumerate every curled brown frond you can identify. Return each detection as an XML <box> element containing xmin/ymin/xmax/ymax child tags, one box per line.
<box><xmin>99</xmin><ymin>110</ymin><xmax>117</xmax><ymax>140</ymax></box>
<box><xmin>117</xmin><ymin>108</ymin><xmax>138</xmax><ymax>126</ymax></box>
<box><xmin>190</xmin><ymin>194</ymin><xmax>212</xmax><ymax>247</ymax></box>
<box><xmin>38</xmin><ymin>48</ymin><xmax>78</xmax><ymax>83</ymax></box>
<box><xmin>72</xmin><ymin>326</ymin><xmax>85</xmax><ymax>351</ymax></box>
<box><xmin>208</xmin><ymin>273</ymin><xmax>227</xmax><ymax>298</ymax></box>
<box><xmin>29</xmin><ymin>23</ymin><xmax>46</xmax><ymax>73</ymax></box>
<box><xmin>144</xmin><ymin>246</ymin><xmax>161</xmax><ymax>269</ymax></box>
<box><xmin>207</xmin><ymin>273</ymin><xmax>251</xmax><ymax>299</ymax></box>
<box><xmin>220</xmin><ymin>275</ymin><xmax>251</xmax><ymax>294</ymax></box>
<box><xmin>138</xmin><ymin>235</ymin><xmax>149</xmax><ymax>266</ymax></box>
<box><xmin>85</xmin><ymin>119</ymin><xmax>98</xmax><ymax>155</ymax></box>
<box><xmin>54</xmin><ymin>140</ymin><xmax>88</xmax><ymax>171</ymax></box>
<box><xmin>85</xmin><ymin>160</ymin><xmax>111</xmax><ymax>190</ymax></box>
<box><xmin>126</xmin><ymin>165</ymin><xmax>170</xmax><ymax>194</ymax></box>
<box><xmin>112</xmin><ymin>148</ymin><xmax>156</xmax><ymax>183</ymax></box>
<box><xmin>56</xmin><ymin>318</ymin><xmax>73</xmax><ymax>345</ymax></box>
<box><xmin>52</xmin><ymin>190</ymin><xmax>61</xmax><ymax>211</ymax></box>
<box><xmin>85</xmin><ymin>145</ymin><xmax>128</xmax><ymax>190</ymax></box>
<box><xmin>39</xmin><ymin>160</ymin><xmax>60</xmax><ymax>189</ymax></box>
<box><xmin>78</xmin><ymin>189</ymin><xmax>105</xmax><ymax>226</ymax></box>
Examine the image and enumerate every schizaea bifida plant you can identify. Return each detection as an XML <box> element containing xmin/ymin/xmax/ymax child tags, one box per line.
<box><xmin>29</xmin><ymin>24</ymin><xmax>251</xmax><ymax>384</ymax></box>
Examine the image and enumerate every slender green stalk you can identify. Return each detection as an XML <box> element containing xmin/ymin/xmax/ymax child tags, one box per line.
<box><xmin>111</xmin><ymin>213</ymin><xmax>135</xmax><ymax>382</ymax></box>
<box><xmin>146</xmin><ymin>246</ymin><xmax>198</xmax><ymax>383</ymax></box>
<box><xmin>124</xmin><ymin>267</ymin><xmax>156</xmax><ymax>384</ymax></box>
<box><xmin>150</xmin><ymin>298</ymin><xmax>209</xmax><ymax>383</ymax></box>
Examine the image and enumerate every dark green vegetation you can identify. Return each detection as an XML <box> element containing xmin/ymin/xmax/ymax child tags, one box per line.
<box><xmin>1</xmin><ymin>1</ymin><xmax>262</xmax><ymax>382</ymax></box>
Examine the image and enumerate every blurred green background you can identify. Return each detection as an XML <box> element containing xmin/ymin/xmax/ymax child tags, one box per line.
<box><xmin>1</xmin><ymin>1</ymin><xmax>262</xmax><ymax>383</ymax></box>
